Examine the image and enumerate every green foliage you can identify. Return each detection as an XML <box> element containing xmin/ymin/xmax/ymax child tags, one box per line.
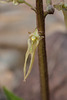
<box><xmin>54</xmin><ymin>3</ymin><xmax>67</xmax><ymax>28</ymax></box>
<box><xmin>0</xmin><ymin>0</ymin><xmax>25</xmax><ymax>5</ymax></box>
<box><xmin>13</xmin><ymin>0</ymin><xmax>25</xmax><ymax>5</ymax></box>
<box><xmin>17</xmin><ymin>0</ymin><xmax>25</xmax><ymax>3</ymax></box>
<box><xmin>3</xmin><ymin>87</ymin><xmax>23</xmax><ymax>100</ymax></box>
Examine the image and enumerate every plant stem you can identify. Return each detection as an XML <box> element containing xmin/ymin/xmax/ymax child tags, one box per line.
<box><xmin>36</xmin><ymin>0</ymin><xmax>49</xmax><ymax>100</ymax></box>
<box><xmin>24</xmin><ymin>1</ymin><xmax>36</xmax><ymax>12</ymax></box>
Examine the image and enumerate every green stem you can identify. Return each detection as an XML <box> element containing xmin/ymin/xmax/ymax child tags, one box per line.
<box><xmin>24</xmin><ymin>1</ymin><xmax>36</xmax><ymax>12</ymax></box>
<box><xmin>17</xmin><ymin>0</ymin><xmax>36</xmax><ymax>12</ymax></box>
<box><xmin>24</xmin><ymin>1</ymin><xmax>33</xmax><ymax>8</ymax></box>
<box><xmin>36</xmin><ymin>0</ymin><xmax>49</xmax><ymax>100</ymax></box>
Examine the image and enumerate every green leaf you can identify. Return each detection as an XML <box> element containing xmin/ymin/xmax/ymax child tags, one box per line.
<box><xmin>17</xmin><ymin>0</ymin><xmax>25</xmax><ymax>3</ymax></box>
<box><xmin>54</xmin><ymin>3</ymin><xmax>63</xmax><ymax>11</ymax></box>
<box><xmin>13</xmin><ymin>0</ymin><xmax>25</xmax><ymax>5</ymax></box>
<box><xmin>3</xmin><ymin>87</ymin><xmax>23</xmax><ymax>100</ymax></box>
<box><xmin>0</xmin><ymin>0</ymin><xmax>25</xmax><ymax>5</ymax></box>
<box><xmin>62</xmin><ymin>4</ymin><xmax>67</xmax><ymax>10</ymax></box>
<box><xmin>54</xmin><ymin>3</ymin><xmax>67</xmax><ymax>28</ymax></box>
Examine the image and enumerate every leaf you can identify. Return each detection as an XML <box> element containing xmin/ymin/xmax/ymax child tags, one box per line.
<box><xmin>54</xmin><ymin>3</ymin><xmax>62</xmax><ymax>11</ymax></box>
<box><xmin>13</xmin><ymin>0</ymin><xmax>25</xmax><ymax>5</ymax></box>
<box><xmin>3</xmin><ymin>87</ymin><xmax>23</xmax><ymax>100</ymax></box>
<box><xmin>54</xmin><ymin>3</ymin><xmax>67</xmax><ymax>28</ymax></box>
<box><xmin>17</xmin><ymin>0</ymin><xmax>25</xmax><ymax>3</ymax></box>
<box><xmin>0</xmin><ymin>0</ymin><xmax>25</xmax><ymax>5</ymax></box>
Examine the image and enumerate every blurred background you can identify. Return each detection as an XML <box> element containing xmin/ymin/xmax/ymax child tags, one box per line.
<box><xmin>0</xmin><ymin>0</ymin><xmax>67</xmax><ymax>100</ymax></box>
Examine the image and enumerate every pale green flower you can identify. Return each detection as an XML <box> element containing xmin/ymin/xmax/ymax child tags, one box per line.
<box><xmin>24</xmin><ymin>29</ymin><xmax>44</xmax><ymax>81</ymax></box>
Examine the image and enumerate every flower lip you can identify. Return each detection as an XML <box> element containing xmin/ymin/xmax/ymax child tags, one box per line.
<box><xmin>31</xmin><ymin>36</ymin><xmax>36</xmax><ymax>41</ymax></box>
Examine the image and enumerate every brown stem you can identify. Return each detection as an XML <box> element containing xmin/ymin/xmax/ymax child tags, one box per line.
<box><xmin>36</xmin><ymin>0</ymin><xmax>49</xmax><ymax>100</ymax></box>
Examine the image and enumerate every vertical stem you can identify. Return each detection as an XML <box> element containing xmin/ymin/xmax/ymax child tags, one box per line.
<box><xmin>36</xmin><ymin>0</ymin><xmax>49</xmax><ymax>100</ymax></box>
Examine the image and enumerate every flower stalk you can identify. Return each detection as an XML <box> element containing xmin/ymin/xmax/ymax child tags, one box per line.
<box><xmin>36</xmin><ymin>0</ymin><xmax>49</xmax><ymax>100</ymax></box>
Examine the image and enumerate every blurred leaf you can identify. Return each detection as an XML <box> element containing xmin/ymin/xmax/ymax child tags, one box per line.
<box><xmin>54</xmin><ymin>3</ymin><xmax>67</xmax><ymax>28</ymax></box>
<box><xmin>0</xmin><ymin>0</ymin><xmax>25</xmax><ymax>5</ymax></box>
<box><xmin>13</xmin><ymin>0</ymin><xmax>25</xmax><ymax>5</ymax></box>
<box><xmin>54</xmin><ymin>3</ymin><xmax>62</xmax><ymax>10</ymax></box>
<box><xmin>17</xmin><ymin>0</ymin><xmax>25</xmax><ymax>3</ymax></box>
<box><xmin>3</xmin><ymin>87</ymin><xmax>23</xmax><ymax>100</ymax></box>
